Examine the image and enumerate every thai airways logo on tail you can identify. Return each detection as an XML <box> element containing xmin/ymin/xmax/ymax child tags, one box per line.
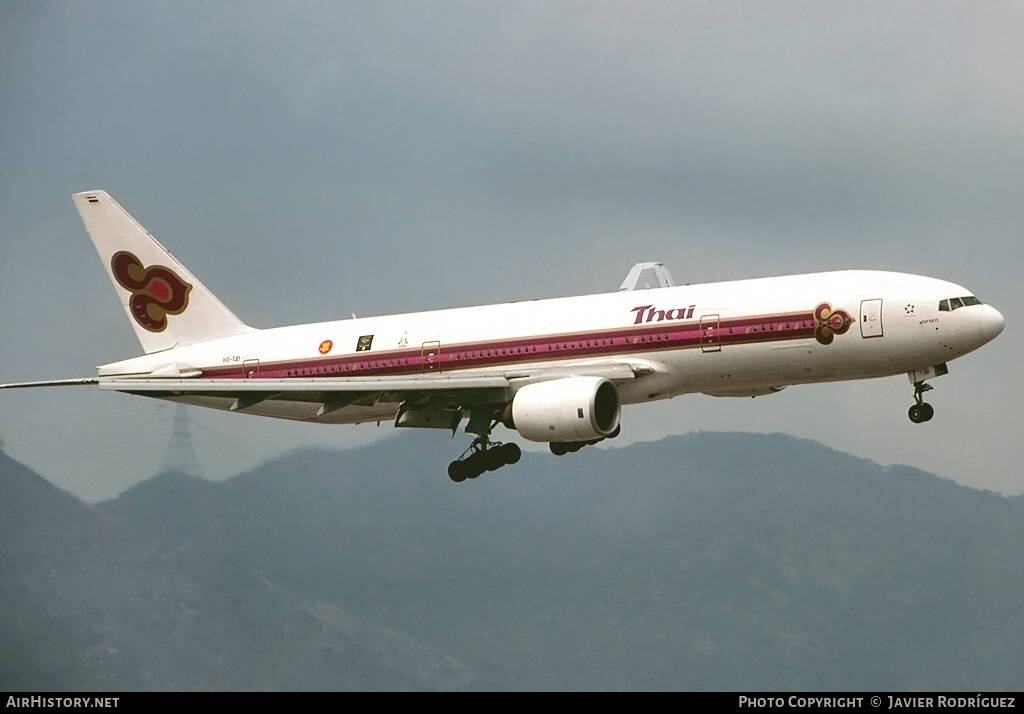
<box><xmin>110</xmin><ymin>251</ymin><xmax>193</xmax><ymax>333</ymax></box>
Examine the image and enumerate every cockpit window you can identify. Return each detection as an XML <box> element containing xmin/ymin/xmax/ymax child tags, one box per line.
<box><xmin>938</xmin><ymin>295</ymin><xmax>982</xmax><ymax>311</ymax></box>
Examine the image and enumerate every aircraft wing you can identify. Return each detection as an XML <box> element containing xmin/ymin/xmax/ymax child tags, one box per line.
<box><xmin>96</xmin><ymin>375</ymin><xmax>512</xmax><ymax>395</ymax></box>
<box><xmin>94</xmin><ymin>374</ymin><xmax>509</xmax><ymax>421</ymax></box>
<box><xmin>93</xmin><ymin>361</ymin><xmax>642</xmax><ymax>425</ymax></box>
<box><xmin>4</xmin><ymin>362</ymin><xmax>642</xmax><ymax>429</ymax></box>
<box><xmin>96</xmin><ymin>360</ymin><xmax>639</xmax><ymax>394</ymax></box>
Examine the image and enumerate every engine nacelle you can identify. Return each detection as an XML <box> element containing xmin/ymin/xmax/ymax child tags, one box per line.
<box><xmin>508</xmin><ymin>377</ymin><xmax>621</xmax><ymax>443</ymax></box>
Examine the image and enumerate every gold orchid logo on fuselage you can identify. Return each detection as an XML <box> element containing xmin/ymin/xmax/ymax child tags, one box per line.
<box><xmin>110</xmin><ymin>251</ymin><xmax>193</xmax><ymax>333</ymax></box>
<box><xmin>814</xmin><ymin>303</ymin><xmax>853</xmax><ymax>345</ymax></box>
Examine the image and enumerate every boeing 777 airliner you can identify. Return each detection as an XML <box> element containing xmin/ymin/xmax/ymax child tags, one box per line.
<box><xmin>0</xmin><ymin>191</ymin><xmax>1005</xmax><ymax>481</ymax></box>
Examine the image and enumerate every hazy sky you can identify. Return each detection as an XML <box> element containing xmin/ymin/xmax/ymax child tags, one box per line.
<box><xmin>1</xmin><ymin>1</ymin><xmax>1021</xmax><ymax>502</ymax></box>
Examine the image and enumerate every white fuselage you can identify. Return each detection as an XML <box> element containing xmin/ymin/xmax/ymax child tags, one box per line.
<box><xmin>97</xmin><ymin>269</ymin><xmax>1004</xmax><ymax>425</ymax></box>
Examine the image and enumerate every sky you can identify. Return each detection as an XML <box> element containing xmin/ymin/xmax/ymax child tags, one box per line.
<box><xmin>1</xmin><ymin>1</ymin><xmax>1021</xmax><ymax>502</ymax></box>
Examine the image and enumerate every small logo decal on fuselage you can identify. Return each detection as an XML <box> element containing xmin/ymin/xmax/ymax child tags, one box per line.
<box><xmin>356</xmin><ymin>335</ymin><xmax>374</xmax><ymax>352</ymax></box>
<box><xmin>319</xmin><ymin>340</ymin><xmax>333</xmax><ymax>355</ymax></box>
<box><xmin>110</xmin><ymin>251</ymin><xmax>193</xmax><ymax>333</ymax></box>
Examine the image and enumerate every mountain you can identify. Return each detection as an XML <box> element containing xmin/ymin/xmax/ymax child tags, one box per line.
<box><xmin>2</xmin><ymin>432</ymin><xmax>1022</xmax><ymax>691</ymax></box>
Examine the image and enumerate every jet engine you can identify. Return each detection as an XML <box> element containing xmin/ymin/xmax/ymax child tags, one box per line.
<box><xmin>506</xmin><ymin>376</ymin><xmax>621</xmax><ymax>442</ymax></box>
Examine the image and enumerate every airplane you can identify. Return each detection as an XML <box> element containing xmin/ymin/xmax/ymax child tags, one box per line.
<box><xmin>0</xmin><ymin>190</ymin><xmax>1005</xmax><ymax>482</ymax></box>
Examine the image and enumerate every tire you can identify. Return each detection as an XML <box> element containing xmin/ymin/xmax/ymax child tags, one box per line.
<box><xmin>550</xmin><ymin>442</ymin><xmax>569</xmax><ymax>456</ymax></box>
<box><xmin>502</xmin><ymin>442</ymin><xmax>522</xmax><ymax>465</ymax></box>
<box><xmin>448</xmin><ymin>461</ymin><xmax>466</xmax><ymax>482</ymax></box>
<box><xmin>466</xmin><ymin>456</ymin><xmax>484</xmax><ymax>479</ymax></box>
<box><xmin>484</xmin><ymin>449</ymin><xmax>504</xmax><ymax>471</ymax></box>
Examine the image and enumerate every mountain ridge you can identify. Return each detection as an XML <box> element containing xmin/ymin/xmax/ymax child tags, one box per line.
<box><xmin>2</xmin><ymin>432</ymin><xmax>1021</xmax><ymax>691</ymax></box>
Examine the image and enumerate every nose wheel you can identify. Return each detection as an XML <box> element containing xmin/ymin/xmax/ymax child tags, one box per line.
<box><xmin>908</xmin><ymin>381</ymin><xmax>935</xmax><ymax>423</ymax></box>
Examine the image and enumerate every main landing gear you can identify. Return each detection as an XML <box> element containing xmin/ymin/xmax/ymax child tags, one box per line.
<box><xmin>908</xmin><ymin>381</ymin><xmax>935</xmax><ymax>424</ymax></box>
<box><xmin>448</xmin><ymin>412</ymin><xmax>522</xmax><ymax>483</ymax></box>
<box><xmin>447</xmin><ymin>433</ymin><xmax>522</xmax><ymax>483</ymax></box>
<box><xmin>446</xmin><ymin>411</ymin><xmax>621</xmax><ymax>481</ymax></box>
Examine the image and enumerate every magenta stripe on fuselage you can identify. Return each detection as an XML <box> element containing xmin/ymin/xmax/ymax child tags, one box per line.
<box><xmin>202</xmin><ymin>309</ymin><xmax>823</xmax><ymax>380</ymax></box>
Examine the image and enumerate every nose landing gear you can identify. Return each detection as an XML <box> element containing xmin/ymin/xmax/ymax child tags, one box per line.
<box><xmin>908</xmin><ymin>381</ymin><xmax>935</xmax><ymax>423</ymax></box>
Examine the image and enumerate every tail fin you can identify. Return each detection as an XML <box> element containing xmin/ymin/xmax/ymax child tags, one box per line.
<box><xmin>73</xmin><ymin>190</ymin><xmax>252</xmax><ymax>354</ymax></box>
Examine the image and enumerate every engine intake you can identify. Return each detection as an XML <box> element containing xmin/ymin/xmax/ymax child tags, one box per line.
<box><xmin>508</xmin><ymin>377</ymin><xmax>621</xmax><ymax>442</ymax></box>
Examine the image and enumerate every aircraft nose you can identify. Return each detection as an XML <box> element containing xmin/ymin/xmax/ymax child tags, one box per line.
<box><xmin>978</xmin><ymin>305</ymin><xmax>1005</xmax><ymax>343</ymax></box>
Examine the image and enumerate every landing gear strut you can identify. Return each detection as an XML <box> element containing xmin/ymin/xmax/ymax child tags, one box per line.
<box><xmin>908</xmin><ymin>381</ymin><xmax>935</xmax><ymax>424</ymax></box>
<box><xmin>448</xmin><ymin>415</ymin><xmax>522</xmax><ymax>483</ymax></box>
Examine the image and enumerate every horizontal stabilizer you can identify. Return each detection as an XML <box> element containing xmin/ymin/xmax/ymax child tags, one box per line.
<box><xmin>619</xmin><ymin>262</ymin><xmax>676</xmax><ymax>291</ymax></box>
<box><xmin>0</xmin><ymin>378</ymin><xmax>99</xmax><ymax>390</ymax></box>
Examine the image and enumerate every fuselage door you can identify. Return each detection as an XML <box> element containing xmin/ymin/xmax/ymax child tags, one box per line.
<box><xmin>860</xmin><ymin>299</ymin><xmax>884</xmax><ymax>338</ymax></box>
<box><xmin>421</xmin><ymin>341</ymin><xmax>442</xmax><ymax>372</ymax></box>
<box><xmin>700</xmin><ymin>314</ymin><xmax>721</xmax><ymax>353</ymax></box>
